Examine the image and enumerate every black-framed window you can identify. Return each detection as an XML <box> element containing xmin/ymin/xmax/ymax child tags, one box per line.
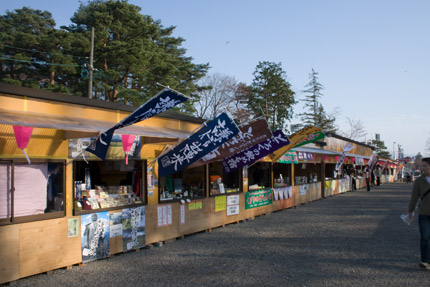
<box><xmin>159</xmin><ymin>165</ymin><xmax>206</xmax><ymax>202</ymax></box>
<box><xmin>248</xmin><ymin>162</ymin><xmax>272</xmax><ymax>191</ymax></box>
<box><xmin>73</xmin><ymin>160</ymin><xmax>146</xmax><ymax>214</ymax></box>
<box><xmin>209</xmin><ymin>161</ymin><xmax>241</xmax><ymax>196</ymax></box>
<box><xmin>0</xmin><ymin>159</ymin><xmax>65</xmax><ymax>225</ymax></box>
<box><xmin>273</xmin><ymin>162</ymin><xmax>291</xmax><ymax>187</ymax></box>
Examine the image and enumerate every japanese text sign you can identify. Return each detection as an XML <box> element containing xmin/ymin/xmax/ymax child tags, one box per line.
<box><xmin>158</xmin><ymin>112</ymin><xmax>239</xmax><ymax>177</ymax></box>
<box><xmin>86</xmin><ymin>88</ymin><xmax>188</xmax><ymax>160</ymax></box>
<box><xmin>222</xmin><ymin>130</ymin><xmax>290</xmax><ymax>173</ymax></box>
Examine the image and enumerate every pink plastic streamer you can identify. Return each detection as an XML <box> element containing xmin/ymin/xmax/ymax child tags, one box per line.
<box><xmin>121</xmin><ymin>135</ymin><xmax>135</xmax><ymax>165</ymax></box>
<box><xmin>13</xmin><ymin>126</ymin><xmax>33</xmax><ymax>164</ymax></box>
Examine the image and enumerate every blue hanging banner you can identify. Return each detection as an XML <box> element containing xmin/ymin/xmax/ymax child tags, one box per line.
<box><xmin>222</xmin><ymin>130</ymin><xmax>290</xmax><ymax>173</ymax></box>
<box><xmin>158</xmin><ymin>112</ymin><xmax>240</xmax><ymax>177</ymax></box>
<box><xmin>86</xmin><ymin>88</ymin><xmax>188</xmax><ymax>160</ymax></box>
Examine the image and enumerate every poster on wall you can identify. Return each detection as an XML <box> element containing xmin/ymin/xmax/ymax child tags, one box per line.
<box><xmin>109</xmin><ymin>212</ymin><xmax>123</xmax><ymax>238</ymax></box>
<box><xmin>245</xmin><ymin>189</ymin><xmax>272</xmax><ymax>209</ymax></box>
<box><xmin>122</xmin><ymin>206</ymin><xmax>145</xmax><ymax>251</ymax></box>
<box><xmin>180</xmin><ymin>205</ymin><xmax>185</xmax><ymax>224</ymax></box>
<box><xmin>69</xmin><ymin>135</ymin><xmax>141</xmax><ymax>160</ymax></box>
<box><xmin>299</xmin><ymin>185</ymin><xmax>308</xmax><ymax>195</ymax></box>
<box><xmin>215</xmin><ymin>195</ymin><xmax>227</xmax><ymax>212</ymax></box>
<box><xmin>68</xmin><ymin>218</ymin><xmax>79</xmax><ymax>238</ymax></box>
<box><xmin>157</xmin><ymin>205</ymin><xmax>173</xmax><ymax>227</ymax></box>
<box><xmin>81</xmin><ymin>211</ymin><xmax>110</xmax><ymax>263</ymax></box>
<box><xmin>227</xmin><ymin>194</ymin><xmax>240</xmax><ymax>216</ymax></box>
<box><xmin>147</xmin><ymin>167</ymin><xmax>154</xmax><ymax>196</ymax></box>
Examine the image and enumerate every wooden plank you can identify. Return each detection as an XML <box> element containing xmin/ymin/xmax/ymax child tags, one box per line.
<box><xmin>109</xmin><ymin>236</ymin><xmax>123</xmax><ymax>255</ymax></box>
<box><xmin>0</xmin><ymin>224</ymin><xmax>20</xmax><ymax>284</ymax></box>
<box><xmin>19</xmin><ymin>217</ymin><xmax>82</xmax><ymax>278</ymax></box>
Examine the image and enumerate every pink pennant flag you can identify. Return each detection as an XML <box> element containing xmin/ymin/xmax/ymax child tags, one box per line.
<box><xmin>13</xmin><ymin>126</ymin><xmax>33</xmax><ymax>164</ymax></box>
<box><xmin>121</xmin><ymin>135</ymin><xmax>135</xmax><ymax>164</ymax></box>
<box><xmin>322</xmin><ymin>155</ymin><xmax>327</xmax><ymax>161</ymax></box>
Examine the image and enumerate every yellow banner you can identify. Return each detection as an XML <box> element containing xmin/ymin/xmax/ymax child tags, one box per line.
<box><xmin>271</xmin><ymin>126</ymin><xmax>322</xmax><ymax>162</ymax></box>
<box><xmin>189</xmin><ymin>201</ymin><xmax>203</xmax><ymax>210</ymax></box>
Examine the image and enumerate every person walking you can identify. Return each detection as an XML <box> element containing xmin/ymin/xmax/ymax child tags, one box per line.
<box><xmin>376</xmin><ymin>164</ymin><xmax>382</xmax><ymax>186</ymax></box>
<box><xmin>406</xmin><ymin>157</ymin><xmax>430</xmax><ymax>270</ymax></box>
<box><xmin>365</xmin><ymin>165</ymin><xmax>371</xmax><ymax>192</ymax></box>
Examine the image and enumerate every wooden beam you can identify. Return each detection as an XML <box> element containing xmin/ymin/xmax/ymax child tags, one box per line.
<box><xmin>142</xmin><ymin>136</ymin><xmax>179</xmax><ymax>145</ymax></box>
<box><xmin>63</xmin><ymin>130</ymin><xmax>98</xmax><ymax>139</ymax></box>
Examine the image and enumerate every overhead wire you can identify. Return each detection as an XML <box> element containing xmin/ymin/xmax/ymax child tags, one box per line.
<box><xmin>2</xmin><ymin>44</ymin><xmax>89</xmax><ymax>60</ymax></box>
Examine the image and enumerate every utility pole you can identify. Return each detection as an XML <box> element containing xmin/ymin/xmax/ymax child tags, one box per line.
<box><xmin>88</xmin><ymin>26</ymin><xmax>95</xmax><ymax>99</ymax></box>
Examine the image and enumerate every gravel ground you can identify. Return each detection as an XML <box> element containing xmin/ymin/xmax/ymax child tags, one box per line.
<box><xmin>4</xmin><ymin>183</ymin><xmax>430</xmax><ymax>287</ymax></box>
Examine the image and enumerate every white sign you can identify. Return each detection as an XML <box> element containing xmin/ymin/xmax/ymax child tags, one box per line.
<box><xmin>227</xmin><ymin>205</ymin><xmax>240</xmax><ymax>216</ymax></box>
<box><xmin>180</xmin><ymin>205</ymin><xmax>185</xmax><ymax>224</ymax></box>
<box><xmin>157</xmin><ymin>205</ymin><xmax>173</xmax><ymax>227</ymax></box>
<box><xmin>110</xmin><ymin>224</ymin><xmax>123</xmax><ymax>238</ymax></box>
<box><xmin>227</xmin><ymin>195</ymin><xmax>240</xmax><ymax>205</ymax></box>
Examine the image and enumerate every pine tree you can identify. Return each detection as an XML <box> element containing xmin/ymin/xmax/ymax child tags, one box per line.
<box><xmin>299</xmin><ymin>69</ymin><xmax>337</xmax><ymax>133</ymax></box>
<box><xmin>66</xmin><ymin>0</ymin><xmax>208</xmax><ymax>109</ymax></box>
<box><xmin>0</xmin><ymin>7</ymin><xmax>77</xmax><ymax>91</ymax></box>
<box><xmin>248</xmin><ymin>61</ymin><xmax>296</xmax><ymax>131</ymax></box>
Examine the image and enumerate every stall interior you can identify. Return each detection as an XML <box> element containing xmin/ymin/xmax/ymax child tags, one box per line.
<box><xmin>248</xmin><ymin>162</ymin><xmax>272</xmax><ymax>190</ymax></box>
<box><xmin>159</xmin><ymin>165</ymin><xmax>206</xmax><ymax>202</ymax></box>
<box><xmin>273</xmin><ymin>162</ymin><xmax>291</xmax><ymax>187</ymax></box>
<box><xmin>295</xmin><ymin>162</ymin><xmax>320</xmax><ymax>185</ymax></box>
<box><xmin>324</xmin><ymin>163</ymin><xmax>337</xmax><ymax>180</ymax></box>
<box><xmin>209</xmin><ymin>162</ymin><xmax>241</xmax><ymax>196</ymax></box>
<box><xmin>0</xmin><ymin>160</ymin><xmax>65</xmax><ymax>223</ymax></box>
<box><xmin>73</xmin><ymin>160</ymin><xmax>144</xmax><ymax>212</ymax></box>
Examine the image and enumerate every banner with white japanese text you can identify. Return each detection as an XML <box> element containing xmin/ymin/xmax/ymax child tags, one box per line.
<box><xmin>188</xmin><ymin>117</ymin><xmax>272</xmax><ymax>168</ymax></box>
<box><xmin>335</xmin><ymin>144</ymin><xmax>354</xmax><ymax>172</ymax></box>
<box><xmin>222</xmin><ymin>130</ymin><xmax>290</xmax><ymax>173</ymax></box>
<box><xmin>158</xmin><ymin>112</ymin><xmax>239</xmax><ymax>177</ymax></box>
<box><xmin>86</xmin><ymin>88</ymin><xmax>188</xmax><ymax>160</ymax></box>
<box><xmin>245</xmin><ymin>189</ymin><xmax>272</xmax><ymax>209</ymax></box>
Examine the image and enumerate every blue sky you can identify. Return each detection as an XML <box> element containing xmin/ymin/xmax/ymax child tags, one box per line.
<box><xmin>2</xmin><ymin>0</ymin><xmax>429</xmax><ymax>157</ymax></box>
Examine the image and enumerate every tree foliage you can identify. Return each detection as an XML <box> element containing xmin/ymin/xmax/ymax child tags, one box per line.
<box><xmin>369</xmin><ymin>139</ymin><xmax>390</xmax><ymax>158</ymax></box>
<box><xmin>299</xmin><ymin>69</ymin><xmax>337</xmax><ymax>133</ymax></box>
<box><xmin>248</xmin><ymin>61</ymin><xmax>296</xmax><ymax>131</ymax></box>
<box><xmin>0</xmin><ymin>7</ymin><xmax>77</xmax><ymax>91</ymax></box>
<box><xmin>341</xmin><ymin>117</ymin><xmax>367</xmax><ymax>141</ymax></box>
<box><xmin>0</xmin><ymin>1</ymin><xmax>208</xmax><ymax>113</ymax></box>
<box><xmin>194</xmin><ymin>73</ymin><xmax>238</xmax><ymax>119</ymax></box>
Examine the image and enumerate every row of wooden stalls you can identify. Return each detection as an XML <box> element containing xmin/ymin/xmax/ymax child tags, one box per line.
<box><xmin>0</xmin><ymin>83</ymin><xmax>400</xmax><ymax>284</ymax></box>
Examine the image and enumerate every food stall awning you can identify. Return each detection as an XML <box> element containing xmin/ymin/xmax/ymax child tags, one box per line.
<box><xmin>294</xmin><ymin>147</ymin><xmax>341</xmax><ymax>155</ymax></box>
<box><xmin>0</xmin><ymin>109</ymin><xmax>189</xmax><ymax>142</ymax></box>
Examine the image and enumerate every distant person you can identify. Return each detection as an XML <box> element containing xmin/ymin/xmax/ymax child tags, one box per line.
<box><xmin>364</xmin><ymin>165</ymin><xmax>371</xmax><ymax>192</ymax></box>
<box><xmin>406</xmin><ymin>173</ymin><xmax>412</xmax><ymax>184</ymax></box>
<box><xmin>406</xmin><ymin>157</ymin><xmax>430</xmax><ymax>270</ymax></box>
<box><xmin>376</xmin><ymin>165</ymin><xmax>382</xmax><ymax>186</ymax></box>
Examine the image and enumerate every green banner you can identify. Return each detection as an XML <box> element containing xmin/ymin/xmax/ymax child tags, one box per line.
<box><xmin>245</xmin><ymin>189</ymin><xmax>273</xmax><ymax>209</ymax></box>
<box><xmin>294</xmin><ymin>131</ymin><xmax>325</xmax><ymax>148</ymax></box>
<box><xmin>278</xmin><ymin>150</ymin><xmax>298</xmax><ymax>164</ymax></box>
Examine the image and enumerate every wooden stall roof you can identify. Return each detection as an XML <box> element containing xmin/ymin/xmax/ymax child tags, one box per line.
<box><xmin>0</xmin><ymin>82</ymin><xmax>205</xmax><ymax>124</ymax></box>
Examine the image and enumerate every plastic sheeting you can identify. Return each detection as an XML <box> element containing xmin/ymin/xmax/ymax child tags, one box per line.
<box><xmin>0</xmin><ymin>163</ymin><xmax>47</xmax><ymax>218</ymax></box>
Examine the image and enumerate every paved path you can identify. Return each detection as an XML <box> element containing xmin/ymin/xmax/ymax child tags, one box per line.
<box><xmin>5</xmin><ymin>183</ymin><xmax>430</xmax><ymax>286</ymax></box>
